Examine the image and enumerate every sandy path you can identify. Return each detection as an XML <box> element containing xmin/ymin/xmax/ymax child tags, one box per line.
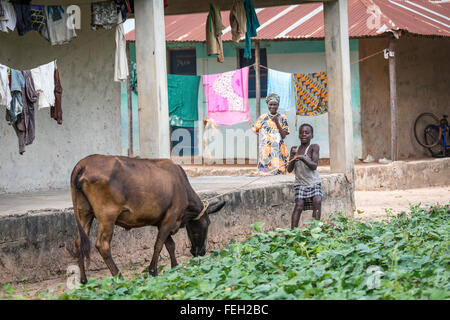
<box><xmin>1</xmin><ymin>186</ymin><xmax>449</xmax><ymax>299</ymax></box>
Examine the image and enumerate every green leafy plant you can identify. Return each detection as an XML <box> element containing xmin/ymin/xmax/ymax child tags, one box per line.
<box><xmin>58</xmin><ymin>204</ymin><xmax>449</xmax><ymax>300</ymax></box>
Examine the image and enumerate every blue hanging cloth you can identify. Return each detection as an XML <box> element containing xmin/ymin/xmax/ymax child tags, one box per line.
<box><xmin>243</xmin><ymin>0</ymin><xmax>260</xmax><ymax>59</ymax></box>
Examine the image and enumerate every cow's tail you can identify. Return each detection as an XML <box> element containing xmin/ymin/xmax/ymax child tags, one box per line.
<box><xmin>70</xmin><ymin>163</ymin><xmax>91</xmax><ymax>265</ymax></box>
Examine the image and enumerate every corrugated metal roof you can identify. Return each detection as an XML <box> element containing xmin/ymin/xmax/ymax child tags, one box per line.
<box><xmin>125</xmin><ymin>0</ymin><xmax>450</xmax><ymax>42</ymax></box>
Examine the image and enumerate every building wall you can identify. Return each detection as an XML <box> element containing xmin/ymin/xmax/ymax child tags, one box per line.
<box><xmin>0</xmin><ymin>4</ymin><xmax>121</xmax><ymax>193</ymax></box>
<box><xmin>122</xmin><ymin>39</ymin><xmax>362</xmax><ymax>160</ymax></box>
<box><xmin>359</xmin><ymin>37</ymin><xmax>450</xmax><ymax>160</ymax></box>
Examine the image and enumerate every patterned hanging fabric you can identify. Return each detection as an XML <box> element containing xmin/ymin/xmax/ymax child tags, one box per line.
<box><xmin>294</xmin><ymin>72</ymin><xmax>328</xmax><ymax>116</ymax></box>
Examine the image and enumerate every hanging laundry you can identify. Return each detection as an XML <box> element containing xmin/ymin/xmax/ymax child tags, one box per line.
<box><xmin>44</xmin><ymin>6</ymin><xmax>77</xmax><ymax>45</ymax></box>
<box><xmin>30</xmin><ymin>5</ymin><xmax>46</xmax><ymax>33</ymax></box>
<box><xmin>130</xmin><ymin>61</ymin><xmax>137</xmax><ymax>94</ymax></box>
<box><xmin>16</xmin><ymin>70</ymin><xmax>38</xmax><ymax>150</ymax></box>
<box><xmin>30</xmin><ymin>61</ymin><xmax>55</xmax><ymax>110</ymax></box>
<box><xmin>12</xmin><ymin>2</ymin><xmax>33</xmax><ymax>36</ymax></box>
<box><xmin>203</xmin><ymin>67</ymin><xmax>251</xmax><ymax>126</ymax></box>
<box><xmin>6</xmin><ymin>69</ymin><xmax>24</xmax><ymax>123</ymax></box>
<box><xmin>52</xmin><ymin>65</ymin><xmax>63</xmax><ymax>124</ymax></box>
<box><xmin>267</xmin><ymin>69</ymin><xmax>292</xmax><ymax>112</ymax></box>
<box><xmin>168</xmin><ymin>74</ymin><xmax>200</xmax><ymax>128</ymax></box>
<box><xmin>114</xmin><ymin>13</ymin><xmax>129</xmax><ymax>82</ymax></box>
<box><xmin>0</xmin><ymin>64</ymin><xmax>11</xmax><ymax>110</ymax></box>
<box><xmin>294</xmin><ymin>72</ymin><xmax>328</xmax><ymax>116</ymax></box>
<box><xmin>206</xmin><ymin>3</ymin><xmax>225</xmax><ymax>63</ymax></box>
<box><xmin>0</xmin><ymin>2</ymin><xmax>4</xmax><ymax>18</ymax></box>
<box><xmin>0</xmin><ymin>0</ymin><xmax>16</xmax><ymax>33</ymax></box>
<box><xmin>230</xmin><ymin>0</ymin><xmax>246</xmax><ymax>44</ymax></box>
<box><xmin>243</xmin><ymin>0</ymin><xmax>260</xmax><ymax>59</ymax></box>
<box><xmin>91</xmin><ymin>1</ymin><xmax>118</xmax><ymax>30</ymax></box>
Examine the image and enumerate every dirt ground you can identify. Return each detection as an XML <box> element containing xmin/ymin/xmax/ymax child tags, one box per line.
<box><xmin>1</xmin><ymin>186</ymin><xmax>449</xmax><ymax>300</ymax></box>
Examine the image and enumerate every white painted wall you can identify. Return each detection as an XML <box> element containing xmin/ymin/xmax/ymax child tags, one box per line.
<box><xmin>0</xmin><ymin>5</ymin><xmax>121</xmax><ymax>193</ymax></box>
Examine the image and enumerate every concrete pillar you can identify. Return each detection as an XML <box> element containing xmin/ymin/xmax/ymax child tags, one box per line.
<box><xmin>323</xmin><ymin>0</ymin><xmax>354</xmax><ymax>178</ymax></box>
<box><xmin>134</xmin><ymin>0</ymin><xmax>170</xmax><ymax>158</ymax></box>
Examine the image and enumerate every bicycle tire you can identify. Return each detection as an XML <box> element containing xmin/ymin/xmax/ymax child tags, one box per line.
<box><xmin>414</xmin><ymin>112</ymin><xmax>442</xmax><ymax>148</ymax></box>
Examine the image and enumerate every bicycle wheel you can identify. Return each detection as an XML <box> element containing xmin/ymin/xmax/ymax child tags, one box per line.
<box><xmin>424</xmin><ymin>125</ymin><xmax>444</xmax><ymax>157</ymax></box>
<box><xmin>414</xmin><ymin>113</ymin><xmax>442</xmax><ymax>148</ymax></box>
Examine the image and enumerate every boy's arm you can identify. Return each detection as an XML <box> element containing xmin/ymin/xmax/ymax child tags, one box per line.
<box><xmin>299</xmin><ymin>144</ymin><xmax>320</xmax><ymax>170</ymax></box>
<box><xmin>287</xmin><ymin>146</ymin><xmax>298</xmax><ymax>173</ymax></box>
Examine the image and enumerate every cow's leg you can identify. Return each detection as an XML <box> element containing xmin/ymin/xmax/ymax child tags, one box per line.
<box><xmin>95</xmin><ymin>219</ymin><xmax>121</xmax><ymax>278</ymax></box>
<box><xmin>74</xmin><ymin>191</ymin><xmax>94</xmax><ymax>285</ymax></box>
<box><xmin>147</xmin><ymin>225</ymin><xmax>172</xmax><ymax>277</ymax></box>
<box><xmin>165</xmin><ymin>235</ymin><xmax>178</xmax><ymax>268</ymax></box>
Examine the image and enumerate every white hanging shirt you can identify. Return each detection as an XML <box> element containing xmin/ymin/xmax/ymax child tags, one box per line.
<box><xmin>0</xmin><ymin>64</ymin><xmax>12</xmax><ymax>110</ymax></box>
<box><xmin>30</xmin><ymin>61</ymin><xmax>55</xmax><ymax>109</ymax></box>
<box><xmin>0</xmin><ymin>1</ymin><xmax>16</xmax><ymax>33</ymax></box>
<box><xmin>114</xmin><ymin>14</ymin><xmax>129</xmax><ymax>82</ymax></box>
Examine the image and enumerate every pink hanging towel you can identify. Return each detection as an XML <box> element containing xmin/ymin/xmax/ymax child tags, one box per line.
<box><xmin>202</xmin><ymin>66</ymin><xmax>250</xmax><ymax>126</ymax></box>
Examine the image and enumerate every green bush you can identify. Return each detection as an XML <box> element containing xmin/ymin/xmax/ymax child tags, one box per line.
<box><xmin>58</xmin><ymin>204</ymin><xmax>449</xmax><ymax>300</ymax></box>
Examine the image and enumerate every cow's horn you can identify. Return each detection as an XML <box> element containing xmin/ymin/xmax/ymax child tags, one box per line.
<box><xmin>193</xmin><ymin>199</ymin><xmax>209</xmax><ymax>221</ymax></box>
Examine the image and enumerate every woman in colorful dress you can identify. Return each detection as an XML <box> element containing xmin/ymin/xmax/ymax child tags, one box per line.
<box><xmin>252</xmin><ymin>93</ymin><xmax>290</xmax><ymax>174</ymax></box>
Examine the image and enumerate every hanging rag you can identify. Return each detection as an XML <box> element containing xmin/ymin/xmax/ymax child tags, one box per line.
<box><xmin>30</xmin><ymin>61</ymin><xmax>55</xmax><ymax>110</ymax></box>
<box><xmin>19</xmin><ymin>70</ymin><xmax>38</xmax><ymax>147</ymax></box>
<box><xmin>0</xmin><ymin>2</ymin><xmax>4</xmax><ymax>18</ymax></box>
<box><xmin>168</xmin><ymin>74</ymin><xmax>200</xmax><ymax>128</ymax></box>
<box><xmin>6</xmin><ymin>69</ymin><xmax>24</xmax><ymax>123</ymax></box>
<box><xmin>206</xmin><ymin>3</ymin><xmax>225</xmax><ymax>63</ymax></box>
<box><xmin>202</xmin><ymin>67</ymin><xmax>251</xmax><ymax>126</ymax></box>
<box><xmin>91</xmin><ymin>0</ymin><xmax>118</xmax><ymax>30</ymax></box>
<box><xmin>30</xmin><ymin>5</ymin><xmax>46</xmax><ymax>33</ymax></box>
<box><xmin>130</xmin><ymin>61</ymin><xmax>137</xmax><ymax>94</ymax></box>
<box><xmin>52</xmin><ymin>65</ymin><xmax>63</xmax><ymax>124</ymax></box>
<box><xmin>230</xmin><ymin>0</ymin><xmax>246</xmax><ymax>44</ymax></box>
<box><xmin>12</xmin><ymin>2</ymin><xmax>33</xmax><ymax>36</ymax></box>
<box><xmin>0</xmin><ymin>64</ymin><xmax>11</xmax><ymax>110</ymax></box>
<box><xmin>294</xmin><ymin>72</ymin><xmax>328</xmax><ymax>116</ymax></box>
<box><xmin>44</xmin><ymin>6</ymin><xmax>77</xmax><ymax>45</ymax></box>
<box><xmin>114</xmin><ymin>13</ymin><xmax>129</xmax><ymax>82</ymax></box>
<box><xmin>243</xmin><ymin>0</ymin><xmax>260</xmax><ymax>59</ymax></box>
<box><xmin>267</xmin><ymin>69</ymin><xmax>292</xmax><ymax>112</ymax></box>
<box><xmin>0</xmin><ymin>0</ymin><xmax>16</xmax><ymax>33</ymax></box>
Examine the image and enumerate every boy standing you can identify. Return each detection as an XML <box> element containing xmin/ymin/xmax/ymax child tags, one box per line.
<box><xmin>287</xmin><ymin>124</ymin><xmax>322</xmax><ymax>228</ymax></box>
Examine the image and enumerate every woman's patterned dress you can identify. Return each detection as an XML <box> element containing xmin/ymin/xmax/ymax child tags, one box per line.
<box><xmin>252</xmin><ymin>113</ymin><xmax>290</xmax><ymax>175</ymax></box>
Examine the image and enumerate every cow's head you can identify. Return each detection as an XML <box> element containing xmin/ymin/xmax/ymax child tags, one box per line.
<box><xmin>186</xmin><ymin>199</ymin><xmax>225</xmax><ymax>257</ymax></box>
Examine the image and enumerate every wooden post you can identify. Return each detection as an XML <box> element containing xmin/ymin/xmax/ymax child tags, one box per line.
<box><xmin>126</xmin><ymin>42</ymin><xmax>133</xmax><ymax>157</ymax></box>
<box><xmin>134</xmin><ymin>0</ymin><xmax>170</xmax><ymax>159</ymax></box>
<box><xmin>255</xmin><ymin>40</ymin><xmax>261</xmax><ymax>166</ymax></box>
<box><xmin>389</xmin><ymin>39</ymin><xmax>398</xmax><ymax>161</ymax></box>
<box><xmin>324</xmin><ymin>0</ymin><xmax>355</xmax><ymax>215</ymax></box>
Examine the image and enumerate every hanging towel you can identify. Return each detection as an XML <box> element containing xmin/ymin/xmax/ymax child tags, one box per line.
<box><xmin>206</xmin><ymin>3</ymin><xmax>225</xmax><ymax>63</ymax></box>
<box><xmin>114</xmin><ymin>13</ymin><xmax>128</xmax><ymax>82</ymax></box>
<box><xmin>230</xmin><ymin>0</ymin><xmax>246</xmax><ymax>44</ymax></box>
<box><xmin>243</xmin><ymin>0</ymin><xmax>260</xmax><ymax>59</ymax></box>
<box><xmin>45</xmin><ymin>6</ymin><xmax>77</xmax><ymax>45</ymax></box>
<box><xmin>168</xmin><ymin>74</ymin><xmax>200</xmax><ymax>128</ymax></box>
<box><xmin>0</xmin><ymin>64</ymin><xmax>11</xmax><ymax>110</ymax></box>
<box><xmin>20</xmin><ymin>70</ymin><xmax>38</xmax><ymax>148</ymax></box>
<box><xmin>0</xmin><ymin>1</ymin><xmax>16</xmax><ymax>33</ymax></box>
<box><xmin>294</xmin><ymin>72</ymin><xmax>328</xmax><ymax>116</ymax></box>
<box><xmin>6</xmin><ymin>69</ymin><xmax>25</xmax><ymax>123</ymax></box>
<box><xmin>203</xmin><ymin>67</ymin><xmax>250</xmax><ymax>126</ymax></box>
<box><xmin>30</xmin><ymin>61</ymin><xmax>55</xmax><ymax>110</ymax></box>
<box><xmin>267</xmin><ymin>69</ymin><xmax>292</xmax><ymax>112</ymax></box>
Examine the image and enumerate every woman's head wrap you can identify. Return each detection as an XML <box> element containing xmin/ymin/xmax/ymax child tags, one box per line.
<box><xmin>265</xmin><ymin>93</ymin><xmax>280</xmax><ymax>105</ymax></box>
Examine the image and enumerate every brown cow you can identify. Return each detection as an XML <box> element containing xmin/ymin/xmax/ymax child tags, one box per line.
<box><xmin>70</xmin><ymin>154</ymin><xmax>225</xmax><ymax>284</ymax></box>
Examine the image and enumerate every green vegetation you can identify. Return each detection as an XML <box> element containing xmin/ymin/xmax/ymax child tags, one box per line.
<box><xmin>59</xmin><ymin>204</ymin><xmax>449</xmax><ymax>300</ymax></box>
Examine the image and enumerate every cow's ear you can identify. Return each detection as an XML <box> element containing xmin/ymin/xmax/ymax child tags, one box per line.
<box><xmin>206</xmin><ymin>200</ymin><xmax>225</xmax><ymax>214</ymax></box>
